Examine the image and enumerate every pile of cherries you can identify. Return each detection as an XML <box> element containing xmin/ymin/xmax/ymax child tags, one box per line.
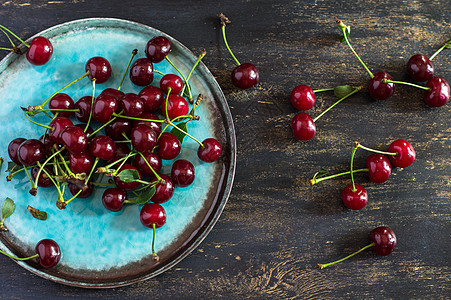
<box><xmin>3</xmin><ymin>28</ymin><xmax>223</xmax><ymax>266</ymax></box>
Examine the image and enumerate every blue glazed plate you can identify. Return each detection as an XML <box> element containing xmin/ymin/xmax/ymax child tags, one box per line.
<box><xmin>0</xmin><ymin>18</ymin><xmax>235</xmax><ymax>288</ymax></box>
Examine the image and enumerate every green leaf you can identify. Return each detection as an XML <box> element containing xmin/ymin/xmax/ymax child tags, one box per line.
<box><xmin>2</xmin><ymin>197</ymin><xmax>15</xmax><ymax>221</ymax></box>
<box><xmin>340</xmin><ymin>26</ymin><xmax>350</xmax><ymax>43</ymax></box>
<box><xmin>170</xmin><ymin>122</ymin><xmax>188</xmax><ymax>143</ymax></box>
<box><xmin>118</xmin><ymin>169</ymin><xmax>140</xmax><ymax>183</ymax></box>
<box><xmin>6</xmin><ymin>161</ymin><xmax>17</xmax><ymax>173</ymax></box>
<box><xmin>334</xmin><ymin>85</ymin><xmax>355</xmax><ymax>98</ymax></box>
<box><xmin>27</xmin><ymin>205</ymin><xmax>48</xmax><ymax>221</ymax></box>
<box><xmin>444</xmin><ymin>40</ymin><xmax>451</xmax><ymax>49</ymax></box>
<box><xmin>313</xmin><ymin>168</ymin><xmax>329</xmax><ymax>180</ymax></box>
<box><xmin>133</xmin><ymin>186</ymin><xmax>156</xmax><ymax>205</ymax></box>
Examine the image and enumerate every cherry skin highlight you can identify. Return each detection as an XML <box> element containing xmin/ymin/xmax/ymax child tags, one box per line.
<box><xmin>35</xmin><ymin>239</ymin><xmax>61</xmax><ymax>268</ymax></box>
<box><xmin>388</xmin><ymin>139</ymin><xmax>416</xmax><ymax>168</ymax></box>
<box><xmin>424</xmin><ymin>77</ymin><xmax>450</xmax><ymax>107</ymax></box>
<box><xmin>365</xmin><ymin>154</ymin><xmax>392</xmax><ymax>184</ymax></box>
<box><xmin>407</xmin><ymin>54</ymin><xmax>434</xmax><ymax>82</ymax></box>
<box><xmin>231</xmin><ymin>63</ymin><xmax>259</xmax><ymax>89</ymax></box>
<box><xmin>291</xmin><ymin>85</ymin><xmax>315</xmax><ymax>110</ymax></box>
<box><xmin>370</xmin><ymin>226</ymin><xmax>397</xmax><ymax>256</ymax></box>
<box><xmin>291</xmin><ymin>113</ymin><xmax>316</xmax><ymax>141</ymax></box>
<box><xmin>26</xmin><ymin>36</ymin><xmax>53</xmax><ymax>66</ymax></box>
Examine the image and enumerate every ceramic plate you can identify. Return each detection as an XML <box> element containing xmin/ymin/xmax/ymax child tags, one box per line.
<box><xmin>0</xmin><ymin>18</ymin><xmax>235</xmax><ymax>288</ymax></box>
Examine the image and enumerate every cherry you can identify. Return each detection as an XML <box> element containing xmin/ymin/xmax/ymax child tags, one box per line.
<box><xmin>197</xmin><ymin>138</ymin><xmax>222</xmax><ymax>163</ymax></box>
<box><xmin>105</xmin><ymin>118</ymin><xmax>132</xmax><ymax>140</ymax></box>
<box><xmin>407</xmin><ymin>54</ymin><xmax>434</xmax><ymax>82</ymax></box>
<box><xmin>17</xmin><ymin>139</ymin><xmax>46</xmax><ymax>166</ymax></box>
<box><xmin>35</xmin><ymin>239</ymin><xmax>61</xmax><ymax>268</ymax></box>
<box><xmin>231</xmin><ymin>63</ymin><xmax>259</xmax><ymax>90</ymax></box>
<box><xmin>139</xmin><ymin>86</ymin><xmax>164</xmax><ymax>113</ymax></box>
<box><xmin>107</xmin><ymin>143</ymin><xmax>131</xmax><ymax>168</ymax></box>
<box><xmin>93</xmin><ymin>93</ymin><xmax>118</xmax><ymax>123</ymax></box>
<box><xmin>150</xmin><ymin>174</ymin><xmax>174</xmax><ymax>204</ymax></box>
<box><xmin>102</xmin><ymin>188</ymin><xmax>127</xmax><ymax>212</ymax></box>
<box><xmin>85</xmin><ymin>56</ymin><xmax>112</xmax><ymax>84</ymax></box>
<box><xmin>31</xmin><ymin>166</ymin><xmax>53</xmax><ymax>188</ymax></box>
<box><xmin>134</xmin><ymin>152</ymin><xmax>162</xmax><ymax>177</ymax></box>
<box><xmin>89</xmin><ymin>136</ymin><xmax>116</xmax><ymax>161</ymax></box>
<box><xmin>100</xmin><ymin>88</ymin><xmax>125</xmax><ymax>101</ymax></box>
<box><xmin>370</xmin><ymin>226</ymin><xmax>397</xmax><ymax>256</ymax></box>
<box><xmin>120</xmin><ymin>93</ymin><xmax>144</xmax><ymax>117</ymax></box>
<box><xmin>157</xmin><ymin>132</ymin><xmax>181</xmax><ymax>160</ymax></box>
<box><xmin>74</xmin><ymin>96</ymin><xmax>92</xmax><ymax>123</ymax></box>
<box><xmin>160</xmin><ymin>74</ymin><xmax>183</xmax><ymax>94</ymax></box>
<box><xmin>75</xmin><ymin>124</ymin><xmax>95</xmax><ymax>141</ymax></box>
<box><xmin>131</xmin><ymin>124</ymin><xmax>157</xmax><ymax>153</ymax></box>
<box><xmin>130</xmin><ymin>58</ymin><xmax>154</xmax><ymax>86</ymax></box>
<box><xmin>8</xmin><ymin>137</ymin><xmax>26</xmax><ymax>165</ymax></box>
<box><xmin>48</xmin><ymin>93</ymin><xmax>75</xmax><ymax>117</ymax></box>
<box><xmin>145</xmin><ymin>36</ymin><xmax>172</xmax><ymax>63</ymax></box>
<box><xmin>133</xmin><ymin>112</ymin><xmax>162</xmax><ymax>136</ymax></box>
<box><xmin>69</xmin><ymin>151</ymin><xmax>93</xmax><ymax>174</ymax></box>
<box><xmin>171</xmin><ymin>159</ymin><xmax>195</xmax><ymax>187</ymax></box>
<box><xmin>388</xmin><ymin>139</ymin><xmax>416</xmax><ymax>168</ymax></box>
<box><xmin>365</xmin><ymin>154</ymin><xmax>391</xmax><ymax>183</ymax></box>
<box><xmin>161</xmin><ymin>94</ymin><xmax>189</xmax><ymax>119</ymax></box>
<box><xmin>367</xmin><ymin>71</ymin><xmax>395</xmax><ymax>100</ymax></box>
<box><xmin>68</xmin><ymin>180</ymin><xmax>93</xmax><ymax>198</ymax></box>
<box><xmin>342</xmin><ymin>184</ymin><xmax>368</xmax><ymax>210</ymax></box>
<box><xmin>114</xmin><ymin>164</ymin><xmax>141</xmax><ymax>191</ymax></box>
<box><xmin>424</xmin><ymin>77</ymin><xmax>450</xmax><ymax>107</ymax></box>
<box><xmin>291</xmin><ymin>85</ymin><xmax>315</xmax><ymax>110</ymax></box>
<box><xmin>59</xmin><ymin>125</ymin><xmax>88</xmax><ymax>154</ymax></box>
<box><xmin>48</xmin><ymin>116</ymin><xmax>73</xmax><ymax>144</ymax></box>
<box><xmin>291</xmin><ymin>113</ymin><xmax>316</xmax><ymax>141</ymax></box>
<box><xmin>26</xmin><ymin>36</ymin><xmax>53</xmax><ymax>66</ymax></box>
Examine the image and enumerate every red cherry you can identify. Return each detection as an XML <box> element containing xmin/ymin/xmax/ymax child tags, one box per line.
<box><xmin>8</xmin><ymin>138</ymin><xmax>26</xmax><ymax>165</ymax></box>
<box><xmin>119</xmin><ymin>93</ymin><xmax>144</xmax><ymax>117</ymax></box>
<box><xmin>133</xmin><ymin>112</ymin><xmax>162</xmax><ymax>136</ymax></box>
<box><xmin>105</xmin><ymin>118</ymin><xmax>132</xmax><ymax>141</ymax></box>
<box><xmin>367</xmin><ymin>71</ymin><xmax>395</xmax><ymax>100</ymax></box>
<box><xmin>69</xmin><ymin>151</ymin><xmax>93</xmax><ymax>174</ymax></box>
<box><xmin>231</xmin><ymin>63</ymin><xmax>259</xmax><ymax>89</ymax></box>
<box><xmin>48</xmin><ymin>93</ymin><xmax>74</xmax><ymax>117</ymax></box>
<box><xmin>130</xmin><ymin>58</ymin><xmax>154</xmax><ymax>86</ymax></box>
<box><xmin>291</xmin><ymin>85</ymin><xmax>315</xmax><ymax>110</ymax></box>
<box><xmin>102</xmin><ymin>188</ymin><xmax>127</xmax><ymax>212</ymax></box>
<box><xmin>291</xmin><ymin>113</ymin><xmax>316</xmax><ymax>141</ymax></box>
<box><xmin>150</xmin><ymin>174</ymin><xmax>174</xmax><ymax>204</ymax></box>
<box><xmin>370</xmin><ymin>226</ymin><xmax>397</xmax><ymax>256</ymax></box>
<box><xmin>131</xmin><ymin>124</ymin><xmax>157</xmax><ymax>153</ymax></box>
<box><xmin>31</xmin><ymin>166</ymin><xmax>53</xmax><ymax>188</ymax></box>
<box><xmin>157</xmin><ymin>132</ymin><xmax>181</xmax><ymax>160</ymax></box>
<box><xmin>26</xmin><ymin>36</ymin><xmax>53</xmax><ymax>66</ymax></box>
<box><xmin>68</xmin><ymin>180</ymin><xmax>93</xmax><ymax>198</ymax></box>
<box><xmin>106</xmin><ymin>143</ymin><xmax>132</xmax><ymax>168</ymax></box>
<box><xmin>407</xmin><ymin>54</ymin><xmax>434</xmax><ymax>82</ymax></box>
<box><xmin>365</xmin><ymin>154</ymin><xmax>392</xmax><ymax>184</ymax></box>
<box><xmin>93</xmin><ymin>94</ymin><xmax>117</xmax><ymax>123</ymax></box>
<box><xmin>145</xmin><ymin>36</ymin><xmax>172</xmax><ymax>63</ymax></box>
<box><xmin>161</xmin><ymin>94</ymin><xmax>189</xmax><ymax>119</ymax></box>
<box><xmin>160</xmin><ymin>74</ymin><xmax>183</xmax><ymax>94</ymax></box>
<box><xmin>17</xmin><ymin>139</ymin><xmax>46</xmax><ymax>166</ymax></box>
<box><xmin>424</xmin><ymin>77</ymin><xmax>450</xmax><ymax>107</ymax></box>
<box><xmin>48</xmin><ymin>116</ymin><xmax>73</xmax><ymax>144</ymax></box>
<box><xmin>88</xmin><ymin>136</ymin><xmax>116</xmax><ymax>161</ymax></box>
<box><xmin>114</xmin><ymin>164</ymin><xmax>141</xmax><ymax>191</ymax></box>
<box><xmin>59</xmin><ymin>125</ymin><xmax>88</xmax><ymax>154</ymax></box>
<box><xmin>197</xmin><ymin>138</ymin><xmax>222</xmax><ymax>163</ymax></box>
<box><xmin>139</xmin><ymin>86</ymin><xmax>164</xmax><ymax>113</ymax></box>
<box><xmin>140</xmin><ymin>203</ymin><xmax>166</xmax><ymax>228</ymax></box>
<box><xmin>35</xmin><ymin>239</ymin><xmax>61</xmax><ymax>268</ymax></box>
<box><xmin>85</xmin><ymin>56</ymin><xmax>112</xmax><ymax>83</ymax></box>
<box><xmin>171</xmin><ymin>159</ymin><xmax>195</xmax><ymax>187</ymax></box>
<box><xmin>342</xmin><ymin>184</ymin><xmax>368</xmax><ymax>210</ymax></box>
<box><xmin>134</xmin><ymin>152</ymin><xmax>162</xmax><ymax>177</ymax></box>
<box><xmin>74</xmin><ymin>96</ymin><xmax>93</xmax><ymax>123</ymax></box>
<box><xmin>388</xmin><ymin>139</ymin><xmax>416</xmax><ymax>168</ymax></box>
<box><xmin>100</xmin><ymin>88</ymin><xmax>125</xmax><ymax>101</ymax></box>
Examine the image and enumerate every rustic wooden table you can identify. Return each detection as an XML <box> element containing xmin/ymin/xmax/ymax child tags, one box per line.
<box><xmin>0</xmin><ymin>0</ymin><xmax>449</xmax><ymax>298</ymax></box>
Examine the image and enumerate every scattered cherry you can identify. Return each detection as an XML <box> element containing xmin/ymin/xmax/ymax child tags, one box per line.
<box><xmin>171</xmin><ymin>159</ymin><xmax>195</xmax><ymax>187</ymax></box>
<box><xmin>88</xmin><ymin>136</ymin><xmax>116</xmax><ymax>161</ymax></box>
<box><xmin>291</xmin><ymin>85</ymin><xmax>316</xmax><ymax>110</ymax></box>
<box><xmin>139</xmin><ymin>86</ymin><xmax>164</xmax><ymax>113</ymax></box>
<box><xmin>342</xmin><ymin>184</ymin><xmax>368</xmax><ymax>210</ymax></box>
<box><xmin>367</xmin><ymin>71</ymin><xmax>395</xmax><ymax>100</ymax></box>
<box><xmin>102</xmin><ymin>188</ymin><xmax>127</xmax><ymax>212</ymax></box>
<box><xmin>160</xmin><ymin>74</ymin><xmax>183</xmax><ymax>94</ymax></box>
<box><xmin>157</xmin><ymin>132</ymin><xmax>181</xmax><ymax>160</ymax></box>
<box><xmin>59</xmin><ymin>125</ymin><xmax>88</xmax><ymax>154</ymax></box>
<box><xmin>370</xmin><ymin>226</ymin><xmax>397</xmax><ymax>256</ymax></box>
<box><xmin>161</xmin><ymin>94</ymin><xmax>189</xmax><ymax>119</ymax></box>
<box><xmin>26</xmin><ymin>36</ymin><xmax>53</xmax><ymax>66</ymax></box>
<box><xmin>8</xmin><ymin>137</ymin><xmax>26</xmax><ymax>165</ymax></box>
<box><xmin>17</xmin><ymin>139</ymin><xmax>46</xmax><ymax>166</ymax></box>
<box><xmin>85</xmin><ymin>56</ymin><xmax>112</xmax><ymax>83</ymax></box>
<box><xmin>48</xmin><ymin>93</ymin><xmax>75</xmax><ymax>117</ymax></box>
<box><xmin>145</xmin><ymin>36</ymin><xmax>172</xmax><ymax>63</ymax></box>
<box><xmin>130</xmin><ymin>58</ymin><xmax>154</xmax><ymax>86</ymax></box>
<box><xmin>388</xmin><ymin>139</ymin><xmax>416</xmax><ymax>168</ymax></box>
<box><xmin>365</xmin><ymin>154</ymin><xmax>391</xmax><ymax>183</ymax></box>
<box><xmin>150</xmin><ymin>174</ymin><xmax>174</xmax><ymax>204</ymax></box>
<box><xmin>291</xmin><ymin>113</ymin><xmax>316</xmax><ymax>141</ymax></box>
<box><xmin>407</xmin><ymin>54</ymin><xmax>434</xmax><ymax>82</ymax></box>
<box><xmin>35</xmin><ymin>239</ymin><xmax>61</xmax><ymax>268</ymax></box>
<box><xmin>197</xmin><ymin>138</ymin><xmax>222</xmax><ymax>163</ymax></box>
<box><xmin>231</xmin><ymin>63</ymin><xmax>259</xmax><ymax>90</ymax></box>
<box><xmin>424</xmin><ymin>76</ymin><xmax>450</xmax><ymax>107</ymax></box>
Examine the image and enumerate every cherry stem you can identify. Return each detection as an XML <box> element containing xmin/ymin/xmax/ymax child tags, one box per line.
<box><xmin>169</xmin><ymin>119</ymin><xmax>204</xmax><ymax>147</ymax></box>
<box><xmin>111</xmin><ymin>113</ymin><xmax>165</xmax><ymax>123</ymax></box>
<box><xmin>357</xmin><ymin>143</ymin><xmax>397</xmax><ymax>156</ymax></box>
<box><xmin>165</xmin><ymin>56</ymin><xmax>192</xmax><ymax>100</ymax></box>
<box><xmin>64</xmin><ymin>189</ymin><xmax>82</xmax><ymax>206</ymax></box>
<box><xmin>89</xmin><ymin>115</ymin><xmax>117</xmax><ymax>137</ymax></box>
<box><xmin>85</xmin><ymin>157</ymin><xmax>99</xmax><ymax>185</ymax></box>
<box><xmin>138</xmin><ymin>152</ymin><xmax>162</xmax><ymax>181</ymax></box>
<box><xmin>0</xmin><ymin>25</ymin><xmax>29</xmax><ymax>47</ymax></box>
<box><xmin>382</xmin><ymin>79</ymin><xmax>430</xmax><ymax>91</ymax></box>
<box><xmin>0</xmin><ymin>47</ymin><xmax>14</xmax><ymax>51</ymax></box>
<box><xmin>22</xmin><ymin>165</ymin><xmax>35</xmax><ymax>188</ymax></box>
<box><xmin>313</xmin><ymin>86</ymin><xmax>362</xmax><ymax>123</ymax></box>
<box><xmin>313</xmin><ymin>88</ymin><xmax>335</xmax><ymax>93</ymax></box>
<box><xmin>84</xmin><ymin>78</ymin><xmax>96</xmax><ymax>133</ymax></box>
<box><xmin>102</xmin><ymin>153</ymin><xmax>137</xmax><ymax>171</ymax></box>
<box><xmin>33</xmin><ymin>147</ymin><xmax>65</xmax><ymax>190</ymax></box>
<box><xmin>336</xmin><ymin>20</ymin><xmax>374</xmax><ymax>78</ymax></box>
<box><xmin>57</xmin><ymin>151</ymin><xmax>74</xmax><ymax>178</ymax></box>
<box><xmin>316</xmin><ymin>243</ymin><xmax>375</xmax><ymax>269</ymax></box>
<box><xmin>151</xmin><ymin>223</ymin><xmax>158</xmax><ymax>258</ymax></box>
<box><xmin>24</xmin><ymin>112</ymin><xmax>53</xmax><ymax>129</ymax></box>
<box><xmin>220</xmin><ymin>23</ymin><xmax>241</xmax><ymax>66</ymax></box>
<box><xmin>0</xmin><ymin>27</ymin><xmax>16</xmax><ymax>47</ymax></box>
<box><xmin>118</xmin><ymin>49</ymin><xmax>138</xmax><ymax>91</ymax></box>
<box><xmin>154</xmin><ymin>69</ymin><xmax>165</xmax><ymax>76</ymax></box>
<box><xmin>180</xmin><ymin>49</ymin><xmax>206</xmax><ymax>97</ymax></box>
<box><xmin>0</xmin><ymin>250</ymin><xmax>38</xmax><ymax>261</ymax></box>
<box><xmin>350</xmin><ymin>144</ymin><xmax>358</xmax><ymax>191</ymax></box>
<box><xmin>429</xmin><ymin>40</ymin><xmax>451</xmax><ymax>61</ymax></box>
<box><xmin>39</xmin><ymin>163</ymin><xmax>63</xmax><ymax>197</ymax></box>
<box><xmin>310</xmin><ymin>168</ymin><xmax>368</xmax><ymax>185</ymax></box>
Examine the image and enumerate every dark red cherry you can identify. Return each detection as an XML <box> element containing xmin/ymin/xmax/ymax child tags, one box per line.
<box><xmin>31</xmin><ymin>166</ymin><xmax>53</xmax><ymax>188</ymax></box>
<box><xmin>101</xmin><ymin>88</ymin><xmax>125</xmax><ymax>101</ymax></box>
<box><xmin>161</xmin><ymin>94</ymin><xmax>189</xmax><ymax>119</ymax></box>
<box><xmin>8</xmin><ymin>138</ymin><xmax>26</xmax><ymax>165</ymax></box>
<box><xmin>48</xmin><ymin>116</ymin><xmax>73</xmax><ymax>144</ymax></box>
<box><xmin>365</xmin><ymin>154</ymin><xmax>392</xmax><ymax>184</ymax></box>
<box><xmin>59</xmin><ymin>125</ymin><xmax>88</xmax><ymax>154</ymax></box>
<box><xmin>88</xmin><ymin>136</ymin><xmax>116</xmax><ymax>161</ymax></box>
<box><xmin>134</xmin><ymin>152</ymin><xmax>162</xmax><ymax>176</ymax></box>
<box><xmin>75</xmin><ymin>124</ymin><xmax>95</xmax><ymax>141</ymax></box>
<box><xmin>231</xmin><ymin>63</ymin><xmax>259</xmax><ymax>90</ymax></box>
<box><xmin>131</xmin><ymin>124</ymin><xmax>157</xmax><ymax>153</ymax></box>
<box><xmin>17</xmin><ymin>139</ymin><xmax>46</xmax><ymax>166</ymax></box>
<box><xmin>85</xmin><ymin>56</ymin><xmax>112</xmax><ymax>84</ymax></box>
<box><xmin>160</xmin><ymin>74</ymin><xmax>183</xmax><ymax>94</ymax></box>
<box><xmin>145</xmin><ymin>36</ymin><xmax>172</xmax><ymax>63</ymax></box>
<box><xmin>133</xmin><ymin>113</ymin><xmax>162</xmax><ymax>136</ymax></box>
<box><xmin>102</xmin><ymin>188</ymin><xmax>127</xmax><ymax>212</ymax></box>
<box><xmin>171</xmin><ymin>159</ymin><xmax>195</xmax><ymax>187</ymax></box>
<box><xmin>157</xmin><ymin>132</ymin><xmax>181</xmax><ymax>160</ymax></box>
<box><xmin>291</xmin><ymin>112</ymin><xmax>316</xmax><ymax>141</ymax></box>
<box><xmin>197</xmin><ymin>138</ymin><xmax>222</xmax><ymax>163</ymax></box>
<box><xmin>68</xmin><ymin>180</ymin><xmax>93</xmax><ymax>198</ymax></box>
<box><xmin>35</xmin><ymin>239</ymin><xmax>61</xmax><ymax>268</ymax></box>
<box><xmin>106</xmin><ymin>143</ymin><xmax>131</xmax><ymax>168</ymax></box>
<box><xmin>39</xmin><ymin>135</ymin><xmax>54</xmax><ymax>156</ymax></box>
<box><xmin>139</xmin><ymin>86</ymin><xmax>164</xmax><ymax>113</ymax></box>
<box><xmin>291</xmin><ymin>85</ymin><xmax>315</xmax><ymax>110</ymax></box>
<box><xmin>388</xmin><ymin>139</ymin><xmax>416</xmax><ymax>168</ymax></box>
<box><xmin>69</xmin><ymin>151</ymin><xmax>93</xmax><ymax>174</ymax></box>
<box><xmin>140</xmin><ymin>203</ymin><xmax>166</xmax><ymax>228</ymax></box>
<box><xmin>367</xmin><ymin>71</ymin><xmax>395</xmax><ymax>100</ymax></box>
<box><xmin>150</xmin><ymin>174</ymin><xmax>174</xmax><ymax>204</ymax></box>
<box><xmin>120</xmin><ymin>93</ymin><xmax>144</xmax><ymax>117</ymax></box>
<box><xmin>369</xmin><ymin>226</ymin><xmax>397</xmax><ymax>256</ymax></box>
<box><xmin>130</xmin><ymin>58</ymin><xmax>154</xmax><ymax>86</ymax></box>
<box><xmin>342</xmin><ymin>184</ymin><xmax>368</xmax><ymax>210</ymax></box>
<box><xmin>105</xmin><ymin>118</ymin><xmax>132</xmax><ymax>140</ymax></box>
<box><xmin>48</xmin><ymin>93</ymin><xmax>74</xmax><ymax>117</ymax></box>
<box><xmin>93</xmin><ymin>94</ymin><xmax>117</xmax><ymax>123</ymax></box>
<box><xmin>114</xmin><ymin>164</ymin><xmax>141</xmax><ymax>191</ymax></box>
<box><xmin>74</xmin><ymin>96</ymin><xmax>92</xmax><ymax>123</ymax></box>
<box><xmin>424</xmin><ymin>77</ymin><xmax>450</xmax><ymax>107</ymax></box>
<box><xmin>26</xmin><ymin>36</ymin><xmax>53</xmax><ymax>66</ymax></box>
<box><xmin>407</xmin><ymin>54</ymin><xmax>434</xmax><ymax>82</ymax></box>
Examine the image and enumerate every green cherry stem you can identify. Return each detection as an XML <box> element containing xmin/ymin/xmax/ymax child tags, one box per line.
<box><xmin>313</xmin><ymin>88</ymin><xmax>335</xmax><ymax>93</ymax></box>
<box><xmin>24</xmin><ymin>112</ymin><xmax>53</xmax><ymax>129</ymax></box>
<box><xmin>89</xmin><ymin>115</ymin><xmax>117</xmax><ymax>137</ymax></box>
<box><xmin>40</xmin><ymin>163</ymin><xmax>64</xmax><ymax>199</ymax></box>
<box><xmin>57</xmin><ymin>151</ymin><xmax>74</xmax><ymax>178</ymax></box>
<box><xmin>64</xmin><ymin>189</ymin><xmax>82</xmax><ymax>206</ymax></box>
<box><xmin>316</xmin><ymin>243</ymin><xmax>375</xmax><ymax>269</ymax></box>
<box><xmin>32</xmin><ymin>147</ymin><xmax>65</xmax><ymax>190</ymax></box>
<box><xmin>118</xmin><ymin>49</ymin><xmax>138</xmax><ymax>91</ymax></box>
<box><xmin>151</xmin><ymin>223</ymin><xmax>158</xmax><ymax>259</ymax></box>
<box><xmin>382</xmin><ymin>79</ymin><xmax>431</xmax><ymax>91</ymax></box>
<box><xmin>138</xmin><ymin>152</ymin><xmax>162</xmax><ymax>181</ymax></box>
<box><xmin>84</xmin><ymin>78</ymin><xmax>96</xmax><ymax>133</ymax></box>
<box><xmin>429</xmin><ymin>40</ymin><xmax>451</xmax><ymax>61</ymax></box>
<box><xmin>165</xmin><ymin>56</ymin><xmax>192</xmax><ymax>100</ymax></box>
<box><xmin>111</xmin><ymin>113</ymin><xmax>165</xmax><ymax>123</ymax></box>
<box><xmin>0</xmin><ymin>27</ymin><xmax>16</xmax><ymax>47</ymax></box>
<box><xmin>356</xmin><ymin>142</ymin><xmax>398</xmax><ymax>156</ymax></box>
<box><xmin>313</xmin><ymin>86</ymin><xmax>362</xmax><ymax>123</ymax></box>
<box><xmin>85</xmin><ymin>158</ymin><xmax>99</xmax><ymax>185</ymax></box>
<box><xmin>0</xmin><ymin>25</ymin><xmax>29</xmax><ymax>47</ymax></box>
<box><xmin>310</xmin><ymin>168</ymin><xmax>368</xmax><ymax>185</ymax></box>
<box><xmin>219</xmin><ymin>14</ymin><xmax>240</xmax><ymax>66</ymax></box>
<box><xmin>22</xmin><ymin>165</ymin><xmax>35</xmax><ymax>188</ymax></box>
<box><xmin>154</xmin><ymin>69</ymin><xmax>165</xmax><ymax>76</ymax></box>
<box><xmin>336</xmin><ymin>20</ymin><xmax>374</xmax><ymax>78</ymax></box>
<box><xmin>0</xmin><ymin>249</ymin><xmax>38</xmax><ymax>261</ymax></box>
<box><xmin>350</xmin><ymin>143</ymin><xmax>359</xmax><ymax>192</ymax></box>
<box><xmin>0</xmin><ymin>47</ymin><xmax>14</xmax><ymax>51</ymax></box>
<box><xmin>180</xmin><ymin>49</ymin><xmax>206</xmax><ymax>98</ymax></box>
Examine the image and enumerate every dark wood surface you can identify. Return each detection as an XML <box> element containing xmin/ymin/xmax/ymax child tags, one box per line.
<box><xmin>0</xmin><ymin>0</ymin><xmax>450</xmax><ymax>298</ymax></box>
